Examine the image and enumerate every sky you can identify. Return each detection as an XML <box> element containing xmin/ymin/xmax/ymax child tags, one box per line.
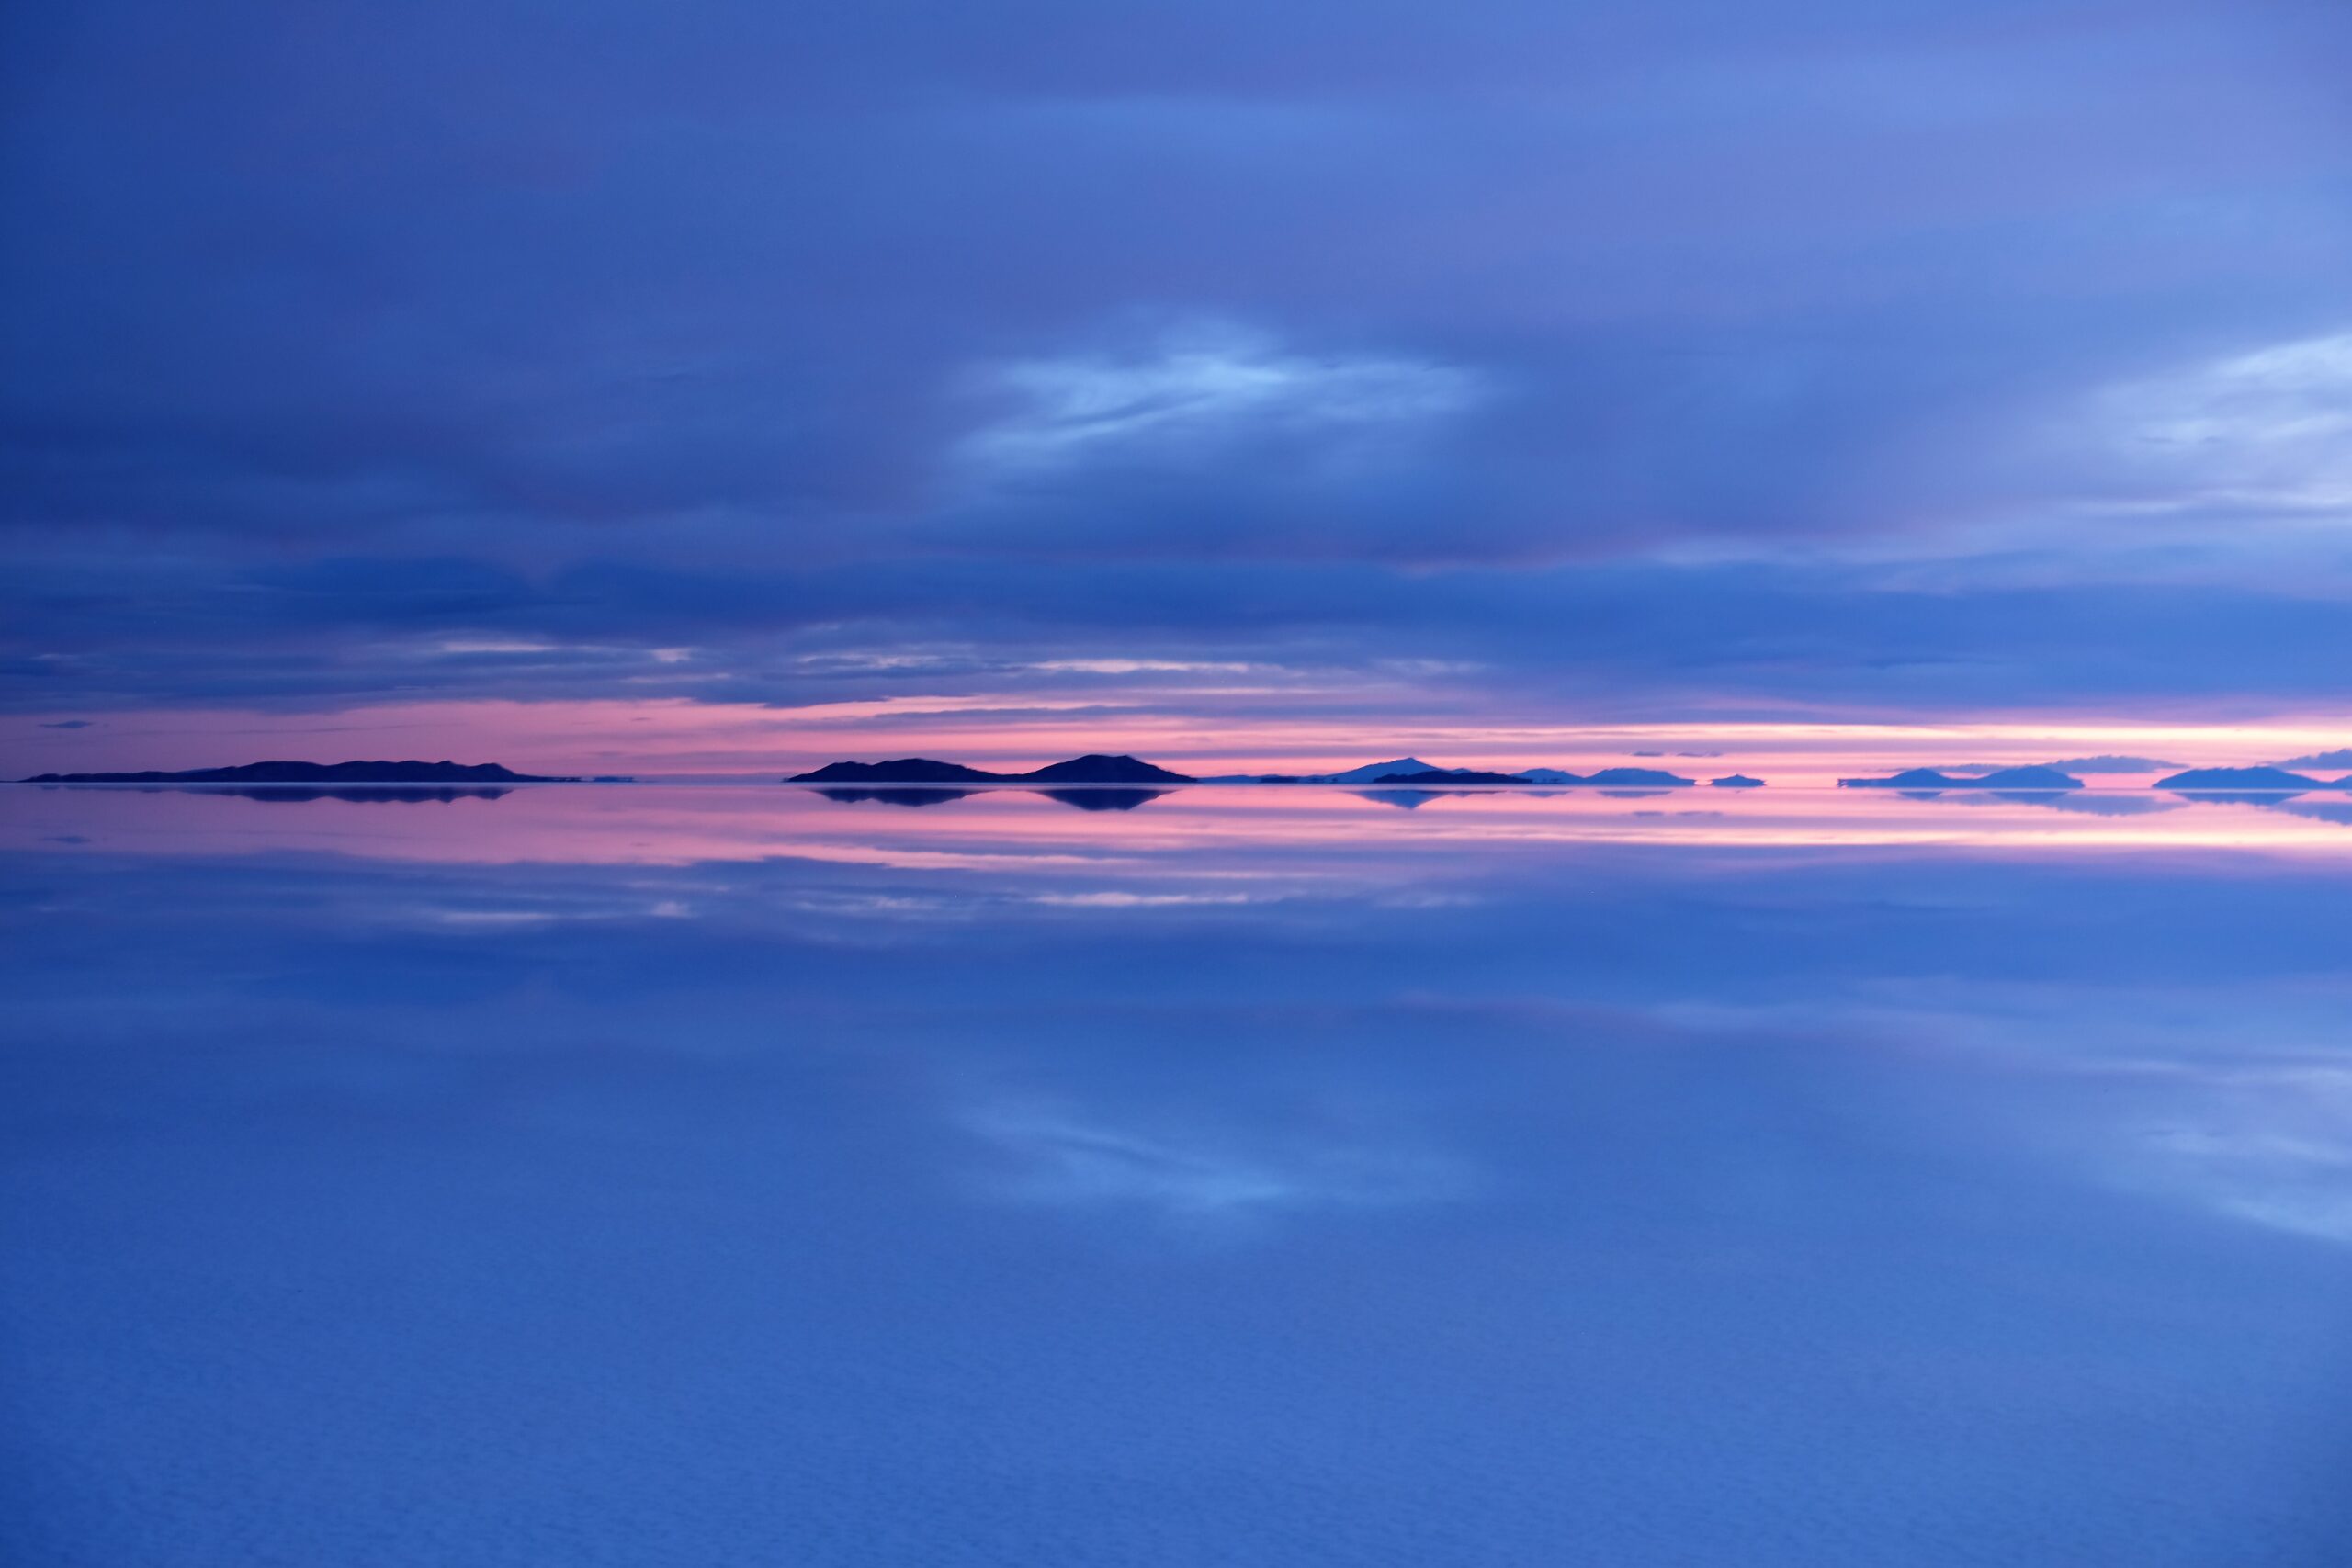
<box><xmin>5</xmin><ymin>0</ymin><xmax>2351</xmax><ymax>773</ymax></box>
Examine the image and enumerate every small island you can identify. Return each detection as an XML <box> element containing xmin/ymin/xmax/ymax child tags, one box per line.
<box><xmin>2154</xmin><ymin>767</ymin><xmax>2352</xmax><ymax>793</ymax></box>
<box><xmin>19</xmin><ymin>760</ymin><xmax>580</xmax><ymax>784</ymax></box>
<box><xmin>786</xmin><ymin>754</ymin><xmax>1711</xmax><ymax>788</ymax></box>
<box><xmin>788</xmin><ymin>753</ymin><xmax>1194</xmax><ymax>784</ymax></box>
<box><xmin>1839</xmin><ymin>766</ymin><xmax>2083</xmax><ymax>791</ymax></box>
<box><xmin>1373</xmin><ymin>769</ymin><xmax>1531</xmax><ymax>784</ymax></box>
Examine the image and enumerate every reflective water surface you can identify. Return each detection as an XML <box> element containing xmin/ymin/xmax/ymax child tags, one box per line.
<box><xmin>5</xmin><ymin>785</ymin><xmax>2350</xmax><ymax>1565</ymax></box>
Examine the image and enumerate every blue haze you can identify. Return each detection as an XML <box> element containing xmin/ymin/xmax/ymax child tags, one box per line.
<box><xmin>5</xmin><ymin>789</ymin><xmax>2352</xmax><ymax>1564</ymax></box>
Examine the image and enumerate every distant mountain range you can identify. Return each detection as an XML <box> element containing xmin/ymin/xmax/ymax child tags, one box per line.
<box><xmin>1373</xmin><ymin>768</ymin><xmax>1531</xmax><ymax>784</ymax></box>
<box><xmin>2156</xmin><ymin>767</ymin><xmax>2352</xmax><ymax>793</ymax></box>
<box><xmin>1835</xmin><ymin>763</ymin><xmax>2352</xmax><ymax>795</ymax></box>
<box><xmin>1839</xmin><ymin>766</ymin><xmax>2084</xmax><ymax>791</ymax></box>
<box><xmin>788</xmin><ymin>753</ymin><xmax>1193</xmax><ymax>784</ymax></box>
<box><xmin>2041</xmin><ymin>755</ymin><xmax>2185</xmax><ymax>773</ymax></box>
<box><xmin>816</xmin><ymin>786</ymin><xmax>1168</xmax><ymax>812</ymax></box>
<box><xmin>787</xmin><ymin>753</ymin><xmax>1718</xmax><ymax>787</ymax></box>
<box><xmin>30</xmin><ymin>752</ymin><xmax>2346</xmax><ymax>799</ymax></box>
<box><xmin>19</xmin><ymin>760</ymin><xmax>576</xmax><ymax>784</ymax></box>
<box><xmin>1324</xmin><ymin>759</ymin><xmax>1698</xmax><ymax>786</ymax></box>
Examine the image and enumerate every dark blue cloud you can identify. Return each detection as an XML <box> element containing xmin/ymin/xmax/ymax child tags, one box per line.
<box><xmin>3</xmin><ymin>0</ymin><xmax>2349</xmax><ymax>716</ymax></box>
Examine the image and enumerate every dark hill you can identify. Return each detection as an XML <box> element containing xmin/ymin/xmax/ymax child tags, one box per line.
<box><xmin>790</xmin><ymin>758</ymin><xmax>1008</xmax><ymax>783</ymax></box>
<box><xmin>1840</xmin><ymin>768</ymin><xmax>1964</xmax><ymax>789</ymax></box>
<box><xmin>1581</xmin><ymin>767</ymin><xmax>1697</xmax><ymax>787</ymax></box>
<box><xmin>1967</xmin><ymin>766</ymin><xmax>2083</xmax><ymax>790</ymax></box>
<box><xmin>1842</xmin><ymin>766</ymin><xmax>2079</xmax><ymax>791</ymax></box>
<box><xmin>1710</xmin><ymin>774</ymin><xmax>1765</xmax><ymax>788</ymax></box>
<box><xmin>787</xmin><ymin>753</ymin><xmax>1194</xmax><ymax>784</ymax></box>
<box><xmin>1017</xmin><ymin>753</ymin><xmax>1193</xmax><ymax>784</ymax></box>
<box><xmin>21</xmin><ymin>760</ymin><xmax>574</xmax><ymax>784</ymax></box>
<box><xmin>1373</xmin><ymin>769</ymin><xmax>1530</xmax><ymax>784</ymax></box>
<box><xmin>2156</xmin><ymin>766</ymin><xmax>2329</xmax><ymax>792</ymax></box>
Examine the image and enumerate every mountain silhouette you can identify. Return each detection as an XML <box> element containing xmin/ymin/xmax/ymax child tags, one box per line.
<box><xmin>2039</xmin><ymin>755</ymin><xmax>2183</xmax><ymax>773</ymax></box>
<box><xmin>1019</xmin><ymin>754</ymin><xmax>1193</xmax><ymax>784</ymax></box>
<box><xmin>789</xmin><ymin>753</ymin><xmax>1193</xmax><ymax>784</ymax></box>
<box><xmin>1841</xmin><ymin>766</ymin><xmax>2082</xmax><ymax>791</ymax></box>
<box><xmin>1710</xmin><ymin>774</ymin><xmax>1765</xmax><ymax>788</ymax></box>
<box><xmin>1314</xmin><ymin>758</ymin><xmax>1442</xmax><ymax>783</ymax></box>
<box><xmin>2156</xmin><ymin>766</ymin><xmax>2339</xmax><ymax>793</ymax></box>
<box><xmin>1361</xmin><ymin>765</ymin><xmax>1701</xmax><ymax>786</ymax></box>
<box><xmin>1373</xmin><ymin>769</ymin><xmax>1530</xmax><ymax>784</ymax></box>
<box><xmin>20</xmin><ymin>760</ymin><xmax>574</xmax><ymax>784</ymax></box>
<box><xmin>790</xmin><ymin>758</ymin><xmax>1007</xmax><ymax>783</ymax></box>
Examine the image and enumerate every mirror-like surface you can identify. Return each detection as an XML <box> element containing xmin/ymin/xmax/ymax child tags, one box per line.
<box><xmin>5</xmin><ymin>785</ymin><xmax>2350</xmax><ymax>1565</ymax></box>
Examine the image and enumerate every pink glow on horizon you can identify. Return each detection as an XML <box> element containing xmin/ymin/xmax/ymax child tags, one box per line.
<box><xmin>6</xmin><ymin>696</ymin><xmax>2352</xmax><ymax>787</ymax></box>
<box><xmin>8</xmin><ymin>783</ymin><xmax>2352</xmax><ymax>870</ymax></box>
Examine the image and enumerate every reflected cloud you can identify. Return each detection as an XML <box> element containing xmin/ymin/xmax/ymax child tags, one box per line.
<box><xmin>959</xmin><ymin>1099</ymin><xmax>1462</xmax><ymax>1225</ymax></box>
<box><xmin>2125</xmin><ymin>1066</ymin><xmax>2352</xmax><ymax>1246</ymax></box>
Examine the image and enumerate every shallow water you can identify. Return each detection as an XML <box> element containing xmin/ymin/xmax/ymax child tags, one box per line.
<box><xmin>5</xmin><ymin>784</ymin><xmax>2350</xmax><ymax>1565</ymax></box>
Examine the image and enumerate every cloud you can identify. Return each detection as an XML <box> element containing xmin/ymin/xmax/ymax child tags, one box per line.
<box><xmin>959</xmin><ymin>322</ymin><xmax>1479</xmax><ymax>473</ymax></box>
<box><xmin>2091</xmin><ymin>332</ymin><xmax>2352</xmax><ymax>515</ymax></box>
<box><xmin>5</xmin><ymin>0</ymin><xmax>2352</xmax><ymax>720</ymax></box>
<box><xmin>2274</xmin><ymin>748</ymin><xmax>2352</xmax><ymax>770</ymax></box>
<box><xmin>39</xmin><ymin>719</ymin><xmax>94</xmax><ymax>728</ymax></box>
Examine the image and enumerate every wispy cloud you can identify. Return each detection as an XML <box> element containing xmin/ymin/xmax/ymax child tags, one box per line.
<box><xmin>959</xmin><ymin>323</ymin><xmax>1481</xmax><ymax>474</ymax></box>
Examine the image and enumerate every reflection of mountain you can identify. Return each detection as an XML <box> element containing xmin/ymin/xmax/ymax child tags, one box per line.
<box><xmin>791</xmin><ymin>753</ymin><xmax>1193</xmax><ymax>784</ymax></box>
<box><xmin>1034</xmin><ymin>788</ymin><xmax>1168</xmax><ymax>812</ymax></box>
<box><xmin>2263</xmin><ymin>798</ymin><xmax>2352</xmax><ymax>827</ymax></box>
<box><xmin>22</xmin><ymin>760</ymin><xmax>573</xmax><ymax>784</ymax></box>
<box><xmin>1990</xmin><ymin>792</ymin><xmax>2180</xmax><ymax>817</ymax></box>
<box><xmin>1904</xmin><ymin>790</ymin><xmax>2181</xmax><ymax>817</ymax></box>
<box><xmin>2267</xmin><ymin>804</ymin><xmax>2352</xmax><ymax>827</ymax></box>
<box><xmin>813</xmin><ymin>785</ymin><xmax>1169</xmax><ymax>811</ymax></box>
<box><xmin>1349</xmin><ymin>789</ymin><xmax>1442</xmax><ymax>809</ymax></box>
<box><xmin>38</xmin><ymin>783</ymin><xmax>518</xmax><ymax>804</ymax></box>
<box><xmin>817</xmin><ymin>787</ymin><xmax>979</xmax><ymax>807</ymax></box>
<box><xmin>1710</xmin><ymin>775</ymin><xmax>1765</xmax><ymax>788</ymax></box>
<box><xmin>205</xmin><ymin>785</ymin><xmax>513</xmax><ymax>805</ymax></box>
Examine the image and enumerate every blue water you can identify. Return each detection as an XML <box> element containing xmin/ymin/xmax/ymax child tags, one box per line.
<box><xmin>4</xmin><ymin>786</ymin><xmax>2349</xmax><ymax>1565</ymax></box>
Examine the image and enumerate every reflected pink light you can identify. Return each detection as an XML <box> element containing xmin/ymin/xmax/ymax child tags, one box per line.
<box><xmin>6</xmin><ymin>784</ymin><xmax>2351</xmax><ymax>870</ymax></box>
<box><xmin>7</xmin><ymin>697</ymin><xmax>2352</xmax><ymax>786</ymax></box>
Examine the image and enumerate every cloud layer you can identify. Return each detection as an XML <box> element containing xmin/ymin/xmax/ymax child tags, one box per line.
<box><xmin>4</xmin><ymin>0</ymin><xmax>2350</xmax><ymax>734</ymax></box>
